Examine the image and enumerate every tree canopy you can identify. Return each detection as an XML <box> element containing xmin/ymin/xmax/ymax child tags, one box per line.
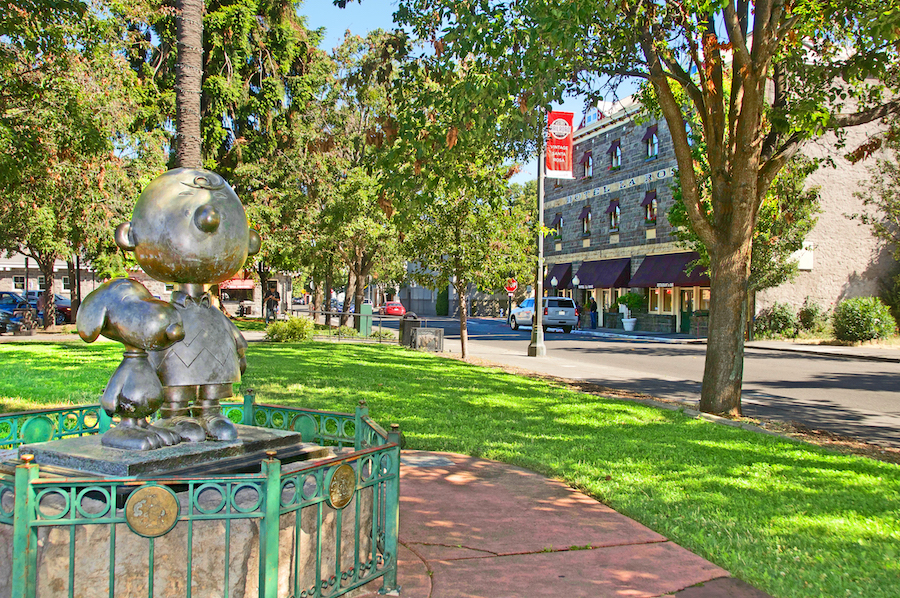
<box><xmin>393</xmin><ymin>0</ymin><xmax>900</xmax><ymax>413</ymax></box>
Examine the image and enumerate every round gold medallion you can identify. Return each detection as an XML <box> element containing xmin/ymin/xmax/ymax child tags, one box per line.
<box><xmin>327</xmin><ymin>464</ymin><xmax>356</xmax><ymax>509</ymax></box>
<box><xmin>125</xmin><ymin>485</ymin><xmax>179</xmax><ymax>538</ymax></box>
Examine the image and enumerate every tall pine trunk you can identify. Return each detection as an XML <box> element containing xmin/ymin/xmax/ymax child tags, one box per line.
<box><xmin>175</xmin><ymin>0</ymin><xmax>203</xmax><ymax>168</ymax></box>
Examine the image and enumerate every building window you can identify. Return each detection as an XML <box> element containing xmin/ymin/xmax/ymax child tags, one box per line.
<box><xmin>548</xmin><ymin>213</ymin><xmax>563</xmax><ymax>242</ymax></box>
<box><xmin>165</xmin><ymin>283</ymin><xmax>174</xmax><ymax>291</ymax></box>
<box><xmin>62</xmin><ymin>276</ymin><xmax>71</xmax><ymax>290</ymax></box>
<box><xmin>700</xmin><ymin>288</ymin><xmax>711</xmax><ymax>310</ymax></box>
<box><xmin>580</xmin><ymin>205</ymin><xmax>591</xmax><ymax>235</ymax></box>
<box><xmin>649</xmin><ymin>288</ymin><xmax>674</xmax><ymax>313</ymax></box>
<box><xmin>606</xmin><ymin>200</ymin><xmax>620</xmax><ymax>232</ymax></box>
<box><xmin>607</xmin><ymin>139</ymin><xmax>621</xmax><ymax>169</ymax></box>
<box><xmin>642</xmin><ymin>124</ymin><xmax>659</xmax><ymax>159</ymax></box>
<box><xmin>584</xmin><ymin>154</ymin><xmax>593</xmax><ymax>178</ymax></box>
<box><xmin>38</xmin><ymin>276</ymin><xmax>46</xmax><ymax>290</ymax></box>
<box><xmin>641</xmin><ymin>190</ymin><xmax>658</xmax><ymax>225</ymax></box>
<box><xmin>13</xmin><ymin>276</ymin><xmax>24</xmax><ymax>290</ymax></box>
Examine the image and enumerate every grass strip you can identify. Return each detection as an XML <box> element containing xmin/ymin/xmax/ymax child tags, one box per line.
<box><xmin>0</xmin><ymin>341</ymin><xmax>897</xmax><ymax>598</ymax></box>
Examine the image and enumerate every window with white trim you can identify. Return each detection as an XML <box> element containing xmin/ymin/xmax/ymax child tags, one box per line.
<box><xmin>13</xmin><ymin>276</ymin><xmax>24</xmax><ymax>290</ymax></box>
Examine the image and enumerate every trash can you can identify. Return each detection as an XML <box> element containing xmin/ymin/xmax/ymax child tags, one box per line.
<box><xmin>356</xmin><ymin>303</ymin><xmax>373</xmax><ymax>337</ymax></box>
<box><xmin>400</xmin><ymin>312</ymin><xmax>421</xmax><ymax>347</ymax></box>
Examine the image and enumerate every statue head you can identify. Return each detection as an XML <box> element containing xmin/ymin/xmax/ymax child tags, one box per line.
<box><xmin>115</xmin><ymin>168</ymin><xmax>261</xmax><ymax>284</ymax></box>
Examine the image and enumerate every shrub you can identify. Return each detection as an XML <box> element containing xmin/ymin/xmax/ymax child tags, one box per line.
<box><xmin>797</xmin><ymin>297</ymin><xmax>827</xmax><ymax>333</ymax></box>
<box><xmin>436</xmin><ymin>287</ymin><xmax>449</xmax><ymax>316</ymax></box>
<box><xmin>879</xmin><ymin>270</ymin><xmax>900</xmax><ymax>331</ymax></box>
<box><xmin>832</xmin><ymin>297</ymin><xmax>895</xmax><ymax>342</ymax></box>
<box><xmin>265</xmin><ymin>317</ymin><xmax>315</xmax><ymax>342</ymax></box>
<box><xmin>755</xmin><ymin>302</ymin><xmax>798</xmax><ymax>338</ymax></box>
<box><xmin>616</xmin><ymin>292</ymin><xmax>646</xmax><ymax>316</ymax></box>
<box><xmin>369</xmin><ymin>329</ymin><xmax>395</xmax><ymax>340</ymax></box>
<box><xmin>333</xmin><ymin>325</ymin><xmax>359</xmax><ymax>337</ymax></box>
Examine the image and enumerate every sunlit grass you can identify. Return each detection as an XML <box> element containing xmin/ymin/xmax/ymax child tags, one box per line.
<box><xmin>0</xmin><ymin>340</ymin><xmax>897</xmax><ymax>597</ymax></box>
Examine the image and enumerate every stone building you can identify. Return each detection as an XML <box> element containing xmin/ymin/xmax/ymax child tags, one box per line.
<box><xmin>542</xmin><ymin>97</ymin><xmax>892</xmax><ymax>335</ymax></box>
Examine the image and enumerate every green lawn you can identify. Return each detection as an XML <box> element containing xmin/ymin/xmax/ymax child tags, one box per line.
<box><xmin>0</xmin><ymin>340</ymin><xmax>897</xmax><ymax>598</ymax></box>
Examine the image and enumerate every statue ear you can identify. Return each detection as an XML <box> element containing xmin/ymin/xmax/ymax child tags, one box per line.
<box><xmin>75</xmin><ymin>289</ymin><xmax>109</xmax><ymax>343</ymax></box>
<box><xmin>248</xmin><ymin>230</ymin><xmax>261</xmax><ymax>256</ymax></box>
<box><xmin>115</xmin><ymin>222</ymin><xmax>135</xmax><ymax>251</ymax></box>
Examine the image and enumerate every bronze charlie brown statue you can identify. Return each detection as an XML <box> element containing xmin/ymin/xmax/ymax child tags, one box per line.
<box><xmin>78</xmin><ymin>168</ymin><xmax>261</xmax><ymax>449</ymax></box>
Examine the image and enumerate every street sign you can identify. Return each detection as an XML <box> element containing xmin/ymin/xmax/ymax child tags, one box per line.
<box><xmin>504</xmin><ymin>278</ymin><xmax>518</xmax><ymax>293</ymax></box>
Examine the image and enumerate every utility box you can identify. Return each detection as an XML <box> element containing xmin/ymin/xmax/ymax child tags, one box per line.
<box><xmin>400</xmin><ymin>313</ymin><xmax>421</xmax><ymax>347</ymax></box>
<box><xmin>411</xmin><ymin>327</ymin><xmax>444</xmax><ymax>352</ymax></box>
<box><xmin>356</xmin><ymin>303</ymin><xmax>373</xmax><ymax>337</ymax></box>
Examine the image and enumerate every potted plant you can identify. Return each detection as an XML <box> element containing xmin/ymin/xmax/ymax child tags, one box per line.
<box><xmin>616</xmin><ymin>292</ymin><xmax>646</xmax><ymax>331</ymax></box>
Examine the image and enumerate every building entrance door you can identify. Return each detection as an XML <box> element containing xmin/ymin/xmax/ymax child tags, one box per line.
<box><xmin>679</xmin><ymin>289</ymin><xmax>693</xmax><ymax>333</ymax></box>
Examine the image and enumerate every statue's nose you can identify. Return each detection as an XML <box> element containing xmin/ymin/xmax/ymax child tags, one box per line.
<box><xmin>193</xmin><ymin>204</ymin><xmax>221</xmax><ymax>233</ymax></box>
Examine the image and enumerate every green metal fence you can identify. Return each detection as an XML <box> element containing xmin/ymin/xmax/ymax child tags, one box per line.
<box><xmin>0</xmin><ymin>400</ymin><xmax>401</xmax><ymax>598</ymax></box>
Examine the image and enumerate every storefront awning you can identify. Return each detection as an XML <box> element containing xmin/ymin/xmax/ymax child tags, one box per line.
<box><xmin>543</xmin><ymin>262</ymin><xmax>572</xmax><ymax>291</ymax></box>
<box><xmin>220</xmin><ymin>278</ymin><xmax>256</xmax><ymax>290</ymax></box>
<box><xmin>574</xmin><ymin>258</ymin><xmax>631</xmax><ymax>289</ymax></box>
<box><xmin>629</xmin><ymin>252</ymin><xmax>709</xmax><ymax>288</ymax></box>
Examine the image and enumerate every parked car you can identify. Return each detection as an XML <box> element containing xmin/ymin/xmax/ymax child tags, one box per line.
<box><xmin>379</xmin><ymin>301</ymin><xmax>406</xmax><ymax>316</ymax></box>
<box><xmin>509</xmin><ymin>296</ymin><xmax>577</xmax><ymax>333</ymax></box>
<box><xmin>25</xmin><ymin>291</ymin><xmax>71</xmax><ymax>324</ymax></box>
<box><xmin>0</xmin><ymin>291</ymin><xmax>30</xmax><ymax>333</ymax></box>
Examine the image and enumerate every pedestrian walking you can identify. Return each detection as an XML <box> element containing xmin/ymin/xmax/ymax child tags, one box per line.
<box><xmin>574</xmin><ymin>301</ymin><xmax>582</xmax><ymax>330</ymax></box>
<box><xmin>589</xmin><ymin>297</ymin><xmax>598</xmax><ymax>329</ymax></box>
<box><xmin>265</xmin><ymin>287</ymin><xmax>280</xmax><ymax>325</ymax></box>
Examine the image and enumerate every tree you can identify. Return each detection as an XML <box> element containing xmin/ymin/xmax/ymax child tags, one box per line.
<box><xmin>402</xmin><ymin>178</ymin><xmax>534</xmax><ymax>358</ymax></box>
<box><xmin>394</xmin><ymin>0</ymin><xmax>900</xmax><ymax>414</ymax></box>
<box><xmin>0</xmin><ymin>1</ymin><xmax>166</xmax><ymax>327</ymax></box>
<box><xmin>854</xmin><ymin>123</ymin><xmax>900</xmax><ymax>260</ymax></box>
<box><xmin>669</xmin><ymin>155</ymin><xmax>822</xmax><ymax>293</ymax></box>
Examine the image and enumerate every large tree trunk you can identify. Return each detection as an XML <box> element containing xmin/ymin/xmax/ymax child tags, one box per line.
<box><xmin>175</xmin><ymin>0</ymin><xmax>203</xmax><ymax>168</ymax></box>
<box><xmin>67</xmin><ymin>258</ymin><xmax>79</xmax><ymax>321</ymax></box>
<box><xmin>341</xmin><ymin>269</ymin><xmax>356</xmax><ymax>327</ymax></box>
<box><xmin>37</xmin><ymin>258</ymin><xmax>56</xmax><ymax>330</ymax></box>
<box><xmin>324</xmin><ymin>270</ymin><xmax>333</xmax><ymax>328</ymax></box>
<box><xmin>699</xmin><ymin>240</ymin><xmax>752</xmax><ymax>415</ymax></box>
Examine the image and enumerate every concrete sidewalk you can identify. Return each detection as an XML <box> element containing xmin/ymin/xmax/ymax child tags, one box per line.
<box><xmin>358</xmin><ymin>451</ymin><xmax>772</xmax><ymax>598</ymax></box>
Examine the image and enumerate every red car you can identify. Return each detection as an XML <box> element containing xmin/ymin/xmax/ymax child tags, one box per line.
<box><xmin>379</xmin><ymin>301</ymin><xmax>406</xmax><ymax>316</ymax></box>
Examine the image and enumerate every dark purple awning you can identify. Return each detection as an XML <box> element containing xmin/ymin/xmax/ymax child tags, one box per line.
<box><xmin>604</xmin><ymin>199</ymin><xmax>619</xmax><ymax>214</ymax></box>
<box><xmin>606</xmin><ymin>138</ymin><xmax>621</xmax><ymax>154</ymax></box>
<box><xmin>641</xmin><ymin>124</ymin><xmax>658</xmax><ymax>142</ymax></box>
<box><xmin>543</xmin><ymin>262</ymin><xmax>572</xmax><ymax>291</ymax></box>
<box><xmin>629</xmin><ymin>252</ymin><xmax>710</xmax><ymax>288</ymax></box>
<box><xmin>548</xmin><ymin>213</ymin><xmax>562</xmax><ymax>229</ymax></box>
<box><xmin>578</xmin><ymin>205</ymin><xmax>591</xmax><ymax>219</ymax></box>
<box><xmin>640</xmin><ymin>190</ymin><xmax>657</xmax><ymax>207</ymax></box>
<box><xmin>574</xmin><ymin>258</ymin><xmax>631</xmax><ymax>289</ymax></box>
<box><xmin>577</xmin><ymin>150</ymin><xmax>592</xmax><ymax>165</ymax></box>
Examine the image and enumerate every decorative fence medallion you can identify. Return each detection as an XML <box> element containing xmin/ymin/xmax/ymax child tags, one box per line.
<box><xmin>327</xmin><ymin>464</ymin><xmax>356</xmax><ymax>509</ymax></box>
<box><xmin>125</xmin><ymin>485</ymin><xmax>179</xmax><ymax>537</ymax></box>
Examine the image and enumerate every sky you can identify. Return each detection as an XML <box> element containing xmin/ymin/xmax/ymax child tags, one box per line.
<box><xmin>298</xmin><ymin>0</ymin><xmax>590</xmax><ymax>182</ymax></box>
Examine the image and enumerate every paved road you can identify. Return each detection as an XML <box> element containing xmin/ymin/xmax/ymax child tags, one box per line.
<box><xmin>406</xmin><ymin>316</ymin><xmax>900</xmax><ymax>448</ymax></box>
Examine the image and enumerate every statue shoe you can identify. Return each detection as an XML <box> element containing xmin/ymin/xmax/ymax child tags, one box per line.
<box><xmin>156</xmin><ymin>415</ymin><xmax>206</xmax><ymax>443</ymax></box>
<box><xmin>201</xmin><ymin>412</ymin><xmax>238</xmax><ymax>441</ymax></box>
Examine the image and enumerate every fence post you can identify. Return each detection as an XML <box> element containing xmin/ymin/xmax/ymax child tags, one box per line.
<box><xmin>99</xmin><ymin>409</ymin><xmax>112</xmax><ymax>433</ymax></box>
<box><xmin>259</xmin><ymin>451</ymin><xmax>281</xmax><ymax>598</ymax></box>
<box><xmin>243</xmin><ymin>389</ymin><xmax>256</xmax><ymax>426</ymax></box>
<box><xmin>12</xmin><ymin>455</ymin><xmax>39</xmax><ymax>598</ymax></box>
<box><xmin>355</xmin><ymin>401</ymin><xmax>368</xmax><ymax>451</ymax></box>
<box><xmin>380</xmin><ymin>440</ymin><xmax>401</xmax><ymax>595</ymax></box>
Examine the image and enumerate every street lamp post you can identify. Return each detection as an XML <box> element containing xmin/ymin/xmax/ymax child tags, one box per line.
<box><xmin>528</xmin><ymin>136</ymin><xmax>547</xmax><ymax>357</ymax></box>
<box><xmin>550</xmin><ymin>276</ymin><xmax>558</xmax><ymax>296</ymax></box>
<box><xmin>572</xmin><ymin>275</ymin><xmax>580</xmax><ymax>328</ymax></box>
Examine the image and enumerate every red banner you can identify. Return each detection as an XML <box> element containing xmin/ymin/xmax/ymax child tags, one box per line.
<box><xmin>545</xmin><ymin>111</ymin><xmax>574</xmax><ymax>179</ymax></box>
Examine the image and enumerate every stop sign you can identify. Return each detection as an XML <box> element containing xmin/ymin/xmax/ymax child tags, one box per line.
<box><xmin>504</xmin><ymin>278</ymin><xmax>518</xmax><ymax>293</ymax></box>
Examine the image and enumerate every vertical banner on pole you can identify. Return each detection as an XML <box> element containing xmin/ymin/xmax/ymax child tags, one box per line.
<box><xmin>545</xmin><ymin>111</ymin><xmax>575</xmax><ymax>179</ymax></box>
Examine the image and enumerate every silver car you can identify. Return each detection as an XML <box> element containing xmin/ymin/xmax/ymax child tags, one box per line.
<box><xmin>509</xmin><ymin>296</ymin><xmax>578</xmax><ymax>333</ymax></box>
